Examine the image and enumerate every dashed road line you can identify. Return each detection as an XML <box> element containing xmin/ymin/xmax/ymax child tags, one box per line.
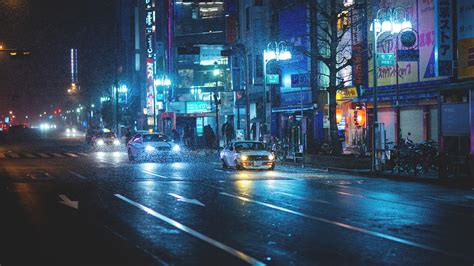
<box><xmin>142</xmin><ymin>170</ymin><xmax>169</xmax><ymax>179</ymax></box>
<box><xmin>0</xmin><ymin>153</ymin><xmax>5</xmax><ymax>159</ymax></box>
<box><xmin>9</xmin><ymin>153</ymin><xmax>20</xmax><ymax>158</ymax></box>
<box><xmin>65</xmin><ymin>153</ymin><xmax>79</xmax><ymax>158</ymax></box>
<box><xmin>23</xmin><ymin>153</ymin><xmax>36</xmax><ymax>158</ymax></box>
<box><xmin>115</xmin><ymin>194</ymin><xmax>265</xmax><ymax>266</ymax></box>
<box><xmin>38</xmin><ymin>153</ymin><xmax>51</xmax><ymax>158</ymax></box>
<box><xmin>220</xmin><ymin>192</ymin><xmax>469</xmax><ymax>261</ymax></box>
<box><xmin>52</xmin><ymin>153</ymin><xmax>65</xmax><ymax>158</ymax></box>
<box><xmin>68</xmin><ymin>170</ymin><xmax>87</xmax><ymax>180</ymax></box>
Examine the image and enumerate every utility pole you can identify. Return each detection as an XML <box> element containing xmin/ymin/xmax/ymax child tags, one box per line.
<box><xmin>213</xmin><ymin>62</ymin><xmax>220</xmax><ymax>149</ymax></box>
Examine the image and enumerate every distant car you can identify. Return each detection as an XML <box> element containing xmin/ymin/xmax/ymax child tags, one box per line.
<box><xmin>91</xmin><ymin>131</ymin><xmax>121</xmax><ymax>149</ymax></box>
<box><xmin>220</xmin><ymin>141</ymin><xmax>275</xmax><ymax>170</ymax></box>
<box><xmin>85</xmin><ymin>129</ymin><xmax>101</xmax><ymax>144</ymax></box>
<box><xmin>127</xmin><ymin>133</ymin><xmax>181</xmax><ymax>161</ymax></box>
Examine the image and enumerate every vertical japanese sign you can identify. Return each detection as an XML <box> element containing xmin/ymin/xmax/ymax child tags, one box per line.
<box><xmin>435</xmin><ymin>0</ymin><xmax>453</xmax><ymax>76</ymax></box>
<box><xmin>351</xmin><ymin>5</ymin><xmax>366</xmax><ymax>88</ymax></box>
<box><xmin>145</xmin><ymin>0</ymin><xmax>156</xmax><ymax>117</ymax></box>
<box><xmin>457</xmin><ymin>0</ymin><xmax>474</xmax><ymax>79</ymax></box>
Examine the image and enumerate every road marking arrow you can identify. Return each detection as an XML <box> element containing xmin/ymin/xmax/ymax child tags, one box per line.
<box><xmin>168</xmin><ymin>193</ymin><xmax>205</xmax><ymax>207</ymax></box>
<box><xmin>58</xmin><ymin>195</ymin><xmax>79</xmax><ymax>209</ymax></box>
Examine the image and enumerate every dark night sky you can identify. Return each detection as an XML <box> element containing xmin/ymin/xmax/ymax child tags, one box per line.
<box><xmin>0</xmin><ymin>0</ymin><xmax>118</xmax><ymax>122</ymax></box>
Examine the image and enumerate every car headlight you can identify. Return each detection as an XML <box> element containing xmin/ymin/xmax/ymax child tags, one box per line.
<box><xmin>240</xmin><ymin>155</ymin><xmax>248</xmax><ymax>161</ymax></box>
<box><xmin>66</xmin><ymin>128</ymin><xmax>71</xmax><ymax>133</ymax></box>
<box><xmin>97</xmin><ymin>139</ymin><xmax>105</xmax><ymax>146</ymax></box>
<box><xmin>72</xmin><ymin>128</ymin><xmax>76</xmax><ymax>132</ymax></box>
<box><xmin>268</xmin><ymin>154</ymin><xmax>275</xmax><ymax>161</ymax></box>
<box><xmin>145</xmin><ymin>145</ymin><xmax>155</xmax><ymax>152</ymax></box>
<box><xmin>172</xmin><ymin>145</ymin><xmax>181</xmax><ymax>152</ymax></box>
<box><xmin>113</xmin><ymin>139</ymin><xmax>120</xmax><ymax>146</ymax></box>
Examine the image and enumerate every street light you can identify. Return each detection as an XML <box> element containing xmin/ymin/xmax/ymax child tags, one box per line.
<box><xmin>370</xmin><ymin>7</ymin><xmax>411</xmax><ymax>171</ymax></box>
<box><xmin>263</xmin><ymin>42</ymin><xmax>292</xmax><ymax>140</ymax></box>
<box><xmin>213</xmin><ymin>62</ymin><xmax>221</xmax><ymax>148</ymax></box>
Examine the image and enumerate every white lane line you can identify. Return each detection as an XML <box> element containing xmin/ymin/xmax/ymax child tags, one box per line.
<box><xmin>142</xmin><ymin>170</ymin><xmax>169</xmax><ymax>179</ymax></box>
<box><xmin>274</xmin><ymin>191</ymin><xmax>330</xmax><ymax>204</ymax></box>
<box><xmin>220</xmin><ymin>192</ymin><xmax>469</xmax><ymax>261</ymax></box>
<box><xmin>38</xmin><ymin>153</ymin><xmax>50</xmax><ymax>158</ymax></box>
<box><xmin>9</xmin><ymin>153</ymin><xmax>20</xmax><ymax>158</ymax></box>
<box><xmin>23</xmin><ymin>153</ymin><xmax>36</xmax><ymax>158</ymax></box>
<box><xmin>65</xmin><ymin>153</ymin><xmax>79</xmax><ymax>158</ymax></box>
<box><xmin>115</xmin><ymin>194</ymin><xmax>265</xmax><ymax>266</ymax></box>
<box><xmin>0</xmin><ymin>153</ymin><xmax>5</xmax><ymax>159</ymax></box>
<box><xmin>52</xmin><ymin>153</ymin><xmax>65</xmax><ymax>158</ymax></box>
<box><xmin>68</xmin><ymin>171</ymin><xmax>87</xmax><ymax>180</ymax></box>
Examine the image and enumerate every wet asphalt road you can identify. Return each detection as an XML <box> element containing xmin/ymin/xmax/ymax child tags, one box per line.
<box><xmin>0</xmin><ymin>131</ymin><xmax>473</xmax><ymax>265</ymax></box>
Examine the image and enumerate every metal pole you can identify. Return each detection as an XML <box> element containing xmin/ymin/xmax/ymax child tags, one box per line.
<box><xmin>300</xmin><ymin>85</ymin><xmax>304</xmax><ymax>168</ymax></box>
<box><xmin>395</xmin><ymin>34</ymin><xmax>401</xmax><ymax>174</ymax></box>
<box><xmin>215</xmin><ymin>76</ymin><xmax>220</xmax><ymax>149</ymax></box>
<box><xmin>153</xmin><ymin>85</ymin><xmax>157</xmax><ymax>132</ymax></box>
<box><xmin>115</xmin><ymin>85</ymin><xmax>119</xmax><ymax>135</ymax></box>
<box><xmin>263</xmin><ymin>57</ymin><xmax>268</xmax><ymax>127</ymax></box>
<box><xmin>372</xmin><ymin>26</ymin><xmax>379</xmax><ymax>172</ymax></box>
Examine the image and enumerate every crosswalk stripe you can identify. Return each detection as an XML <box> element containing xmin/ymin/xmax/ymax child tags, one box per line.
<box><xmin>23</xmin><ymin>153</ymin><xmax>36</xmax><ymax>158</ymax></box>
<box><xmin>9</xmin><ymin>153</ymin><xmax>20</xmax><ymax>158</ymax></box>
<box><xmin>52</xmin><ymin>153</ymin><xmax>65</xmax><ymax>158</ymax></box>
<box><xmin>65</xmin><ymin>153</ymin><xmax>79</xmax><ymax>158</ymax></box>
<box><xmin>38</xmin><ymin>153</ymin><xmax>50</xmax><ymax>158</ymax></box>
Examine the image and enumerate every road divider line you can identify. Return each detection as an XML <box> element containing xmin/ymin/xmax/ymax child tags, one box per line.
<box><xmin>0</xmin><ymin>153</ymin><xmax>5</xmax><ymax>158</ymax></box>
<box><xmin>114</xmin><ymin>194</ymin><xmax>265</xmax><ymax>266</ymax></box>
<box><xmin>9</xmin><ymin>153</ymin><xmax>20</xmax><ymax>158</ymax></box>
<box><xmin>68</xmin><ymin>170</ymin><xmax>87</xmax><ymax>180</ymax></box>
<box><xmin>52</xmin><ymin>153</ymin><xmax>65</xmax><ymax>158</ymax></box>
<box><xmin>38</xmin><ymin>153</ymin><xmax>50</xmax><ymax>158</ymax></box>
<box><xmin>65</xmin><ymin>153</ymin><xmax>79</xmax><ymax>157</ymax></box>
<box><xmin>23</xmin><ymin>153</ymin><xmax>36</xmax><ymax>158</ymax></box>
<box><xmin>142</xmin><ymin>170</ymin><xmax>169</xmax><ymax>179</ymax></box>
<box><xmin>274</xmin><ymin>191</ymin><xmax>330</xmax><ymax>204</ymax></box>
<box><xmin>220</xmin><ymin>192</ymin><xmax>469</xmax><ymax>261</ymax></box>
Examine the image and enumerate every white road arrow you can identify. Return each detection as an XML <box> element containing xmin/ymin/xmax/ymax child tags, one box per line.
<box><xmin>58</xmin><ymin>195</ymin><xmax>79</xmax><ymax>210</ymax></box>
<box><xmin>168</xmin><ymin>193</ymin><xmax>205</xmax><ymax>207</ymax></box>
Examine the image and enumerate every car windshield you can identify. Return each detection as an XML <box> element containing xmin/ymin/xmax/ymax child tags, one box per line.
<box><xmin>103</xmin><ymin>132</ymin><xmax>116</xmax><ymax>138</ymax></box>
<box><xmin>234</xmin><ymin>142</ymin><xmax>265</xmax><ymax>151</ymax></box>
<box><xmin>142</xmin><ymin>134</ymin><xmax>169</xmax><ymax>142</ymax></box>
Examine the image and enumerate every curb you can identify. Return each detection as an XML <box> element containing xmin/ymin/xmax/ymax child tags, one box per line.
<box><xmin>281</xmin><ymin>161</ymin><xmax>474</xmax><ymax>189</ymax></box>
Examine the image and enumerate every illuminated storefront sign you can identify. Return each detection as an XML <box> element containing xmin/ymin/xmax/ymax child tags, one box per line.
<box><xmin>458</xmin><ymin>0</ymin><xmax>474</xmax><ymax>79</ymax></box>
<box><xmin>336</xmin><ymin>87</ymin><xmax>358</xmax><ymax>100</ymax></box>
<box><xmin>144</xmin><ymin>0</ymin><xmax>156</xmax><ymax>119</ymax></box>
<box><xmin>186</xmin><ymin>101</ymin><xmax>211</xmax><ymax>113</ymax></box>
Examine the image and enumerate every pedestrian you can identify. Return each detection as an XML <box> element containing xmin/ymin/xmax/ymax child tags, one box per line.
<box><xmin>183</xmin><ymin>125</ymin><xmax>190</xmax><ymax>147</ymax></box>
<box><xmin>225</xmin><ymin>121</ymin><xmax>234</xmax><ymax>144</ymax></box>
<box><xmin>204</xmin><ymin>125</ymin><xmax>215</xmax><ymax>148</ymax></box>
<box><xmin>172</xmin><ymin>128</ymin><xmax>180</xmax><ymax>143</ymax></box>
<box><xmin>125</xmin><ymin>127</ymin><xmax>132</xmax><ymax>145</ymax></box>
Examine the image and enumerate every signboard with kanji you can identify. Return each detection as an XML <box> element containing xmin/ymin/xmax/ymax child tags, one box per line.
<box><xmin>266</xmin><ymin>74</ymin><xmax>280</xmax><ymax>85</ymax></box>
<box><xmin>377</xmin><ymin>53</ymin><xmax>395</xmax><ymax>67</ymax></box>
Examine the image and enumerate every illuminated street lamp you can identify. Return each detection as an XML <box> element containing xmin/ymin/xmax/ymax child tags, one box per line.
<box><xmin>262</xmin><ymin>41</ymin><xmax>292</xmax><ymax>138</ymax></box>
<box><xmin>370</xmin><ymin>7</ymin><xmax>411</xmax><ymax>171</ymax></box>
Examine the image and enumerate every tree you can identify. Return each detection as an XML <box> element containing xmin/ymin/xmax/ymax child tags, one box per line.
<box><xmin>292</xmin><ymin>0</ymin><xmax>367</xmax><ymax>154</ymax></box>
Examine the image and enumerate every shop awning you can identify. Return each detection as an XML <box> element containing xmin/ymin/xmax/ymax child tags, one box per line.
<box><xmin>272</xmin><ymin>104</ymin><xmax>314</xmax><ymax>113</ymax></box>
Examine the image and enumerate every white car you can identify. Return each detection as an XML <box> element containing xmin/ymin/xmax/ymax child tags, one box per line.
<box><xmin>127</xmin><ymin>132</ymin><xmax>181</xmax><ymax>161</ymax></box>
<box><xmin>220</xmin><ymin>141</ymin><xmax>275</xmax><ymax>170</ymax></box>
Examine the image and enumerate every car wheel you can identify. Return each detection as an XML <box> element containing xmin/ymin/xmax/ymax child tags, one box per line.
<box><xmin>222</xmin><ymin>159</ymin><xmax>228</xmax><ymax>169</ymax></box>
<box><xmin>234</xmin><ymin>160</ymin><xmax>242</xmax><ymax>170</ymax></box>
<box><xmin>128</xmin><ymin>149</ymin><xmax>135</xmax><ymax>161</ymax></box>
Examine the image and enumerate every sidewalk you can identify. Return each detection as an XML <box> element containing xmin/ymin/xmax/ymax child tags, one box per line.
<box><xmin>282</xmin><ymin>153</ymin><xmax>474</xmax><ymax>189</ymax></box>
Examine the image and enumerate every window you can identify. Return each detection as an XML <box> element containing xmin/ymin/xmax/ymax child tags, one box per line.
<box><xmin>246</xmin><ymin>7</ymin><xmax>250</xmax><ymax>31</ymax></box>
<box><xmin>255</xmin><ymin>54</ymin><xmax>263</xmax><ymax>78</ymax></box>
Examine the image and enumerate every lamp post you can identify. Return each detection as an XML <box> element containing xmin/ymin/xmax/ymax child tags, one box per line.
<box><xmin>370</xmin><ymin>7</ymin><xmax>411</xmax><ymax>171</ymax></box>
<box><xmin>263</xmin><ymin>41</ymin><xmax>292</xmax><ymax>140</ymax></box>
<box><xmin>213</xmin><ymin>62</ymin><xmax>221</xmax><ymax>148</ymax></box>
